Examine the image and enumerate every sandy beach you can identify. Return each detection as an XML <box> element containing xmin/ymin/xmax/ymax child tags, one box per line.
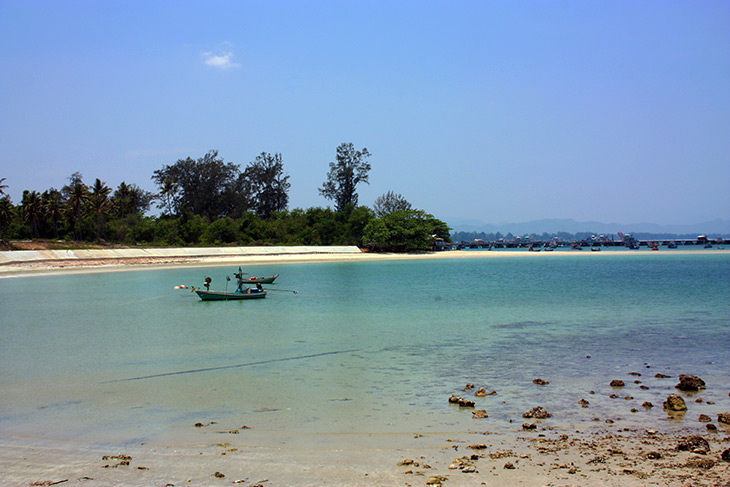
<box><xmin>2</xmin><ymin>245</ymin><xmax>728</xmax><ymax>279</ymax></box>
<box><xmin>2</xmin><ymin>246</ymin><xmax>729</xmax><ymax>486</ymax></box>
<box><xmin>3</xmin><ymin>392</ymin><xmax>730</xmax><ymax>486</ymax></box>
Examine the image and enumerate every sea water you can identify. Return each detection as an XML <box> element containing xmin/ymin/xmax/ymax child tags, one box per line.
<box><xmin>1</xmin><ymin>253</ymin><xmax>728</xmax><ymax>450</ymax></box>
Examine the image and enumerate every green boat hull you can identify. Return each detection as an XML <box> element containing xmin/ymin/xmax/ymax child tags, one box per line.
<box><xmin>194</xmin><ymin>290</ymin><xmax>267</xmax><ymax>301</ymax></box>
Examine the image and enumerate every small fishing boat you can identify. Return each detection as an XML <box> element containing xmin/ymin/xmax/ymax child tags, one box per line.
<box><xmin>241</xmin><ymin>274</ymin><xmax>279</xmax><ymax>284</ymax></box>
<box><xmin>192</xmin><ymin>267</ymin><xmax>267</xmax><ymax>301</ymax></box>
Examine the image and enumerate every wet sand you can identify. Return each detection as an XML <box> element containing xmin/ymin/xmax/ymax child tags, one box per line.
<box><xmin>3</xmin><ymin>417</ymin><xmax>729</xmax><ymax>486</ymax></box>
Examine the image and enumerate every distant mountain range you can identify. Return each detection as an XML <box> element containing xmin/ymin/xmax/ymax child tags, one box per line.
<box><xmin>445</xmin><ymin>218</ymin><xmax>730</xmax><ymax>237</ymax></box>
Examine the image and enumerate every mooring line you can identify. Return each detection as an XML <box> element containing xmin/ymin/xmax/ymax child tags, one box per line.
<box><xmin>118</xmin><ymin>292</ymin><xmax>180</xmax><ymax>306</ymax></box>
<box><xmin>102</xmin><ymin>349</ymin><xmax>361</xmax><ymax>383</ymax></box>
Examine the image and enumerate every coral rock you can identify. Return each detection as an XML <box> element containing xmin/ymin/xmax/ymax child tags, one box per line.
<box><xmin>675</xmin><ymin>374</ymin><xmax>706</xmax><ymax>391</ymax></box>
<box><xmin>677</xmin><ymin>436</ymin><xmax>710</xmax><ymax>455</ymax></box>
<box><xmin>472</xmin><ymin>409</ymin><xmax>488</xmax><ymax>419</ymax></box>
<box><xmin>522</xmin><ymin>406</ymin><xmax>551</xmax><ymax>419</ymax></box>
<box><xmin>663</xmin><ymin>394</ymin><xmax>687</xmax><ymax>411</ymax></box>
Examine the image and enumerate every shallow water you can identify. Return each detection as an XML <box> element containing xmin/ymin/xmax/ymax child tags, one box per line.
<box><xmin>1</xmin><ymin>253</ymin><xmax>728</xmax><ymax>449</ymax></box>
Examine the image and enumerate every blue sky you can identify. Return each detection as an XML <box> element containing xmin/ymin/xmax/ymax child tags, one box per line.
<box><xmin>1</xmin><ymin>0</ymin><xmax>728</xmax><ymax>227</ymax></box>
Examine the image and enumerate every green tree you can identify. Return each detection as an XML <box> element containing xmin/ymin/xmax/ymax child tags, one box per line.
<box><xmin>156</xmin><ymin>178</ymin><xmax>180</xmax><ymax>216</ymax></box>
<box><xmin>152</xmin><ymin>150</ymin><xmax>245</xmax><ymax>220</ymax></box>
<box><xmin>372</xmin><ymin>191</ymin><xmax>412</xmax><ymax>217</ymax></box>
<box><xmin>242</xmin><ymin>152</ymin><xmax>290</xmax><ymax>219</ymax></box>
<box><xmin>0</xmin><ymin>179</ymin><xmax>11</xmax><ymax>241</ymax></box>
<box><xmin>62</xmin><ymin>172</ymin><xmax>88</xmax><ymax>241</ymax></box>
<box><xmin>0</xmin><ymin>196</ymin><xmax>13</xmax><ymax>241</ymax></box>
<box><xmin>319</xmin><ymin>143</ymin><xmax>371</xmax><ymax>212</ymax></box>
<box><xmin>88</xmin><ymin>178</ymin><xmax>112</xmax><ymax>240</ymax></box>
<box><xmin>42</xmin><ymin>188</ymin><xmax>63</xmax><ymax>238</ymax></box>
<box><xmin>363</xmin><ymin>209</ymin><xmax>451</xmax><ymax>252</ymax></box>
<box><xmin>113</xmin><ymin>181</ymin><xmax>154</xmax><ymax>218</ymax></box>
<box><xmin>21</xmin><ymin>190</ymin><xmax>44</xmax><ymax>238</ymax></box>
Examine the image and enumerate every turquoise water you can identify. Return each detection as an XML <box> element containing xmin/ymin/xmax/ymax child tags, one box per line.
<box><xmin>1</xmin><ymin>254</ymin><xmax>728</xmax><ymax>448</ymax></box>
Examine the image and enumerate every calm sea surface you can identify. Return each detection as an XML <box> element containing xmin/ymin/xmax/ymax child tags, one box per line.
<box><xmin>1</xmin><ymin>253</ymin><xmax>728</xmax><ymax>449</ymax></box>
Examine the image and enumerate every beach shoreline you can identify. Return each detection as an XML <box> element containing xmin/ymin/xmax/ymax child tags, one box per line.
<box><xmin>2</xmin><ymin>246</ymin><xmax>728</xmax><ymax>279</ymax></box>
<box><xmin>3</xmin><ymin>416</ymin><xmax>729</xmax><ymax>486</ymax></box>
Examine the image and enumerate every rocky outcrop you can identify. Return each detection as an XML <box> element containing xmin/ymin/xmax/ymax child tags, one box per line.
<box><xmin>677</xmin><ymin>436</ymin><xmax>710</xmax><ymax>455</ymax></box>
<box><xmin>522</xmin><ymin>406</ymin><xmax>551</xmax><ymax>419</ymax></box>
<box><xmin>675</xmin><ymin>374</ymin><xmax>706</xmax><ymax>391</ymax></box>
<box><xmin>663</xmin><ymin>394</ymin><xmax>687</xmax><ymax>411</ymax></box>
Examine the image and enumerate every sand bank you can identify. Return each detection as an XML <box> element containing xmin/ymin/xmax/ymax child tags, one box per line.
<box><xmin>3</xmin><ymin>420</ymin><xmax>729</xmax><ymax>486</ymax></box>
<box><xmin>1</xmin><ymin>246</ymin><xmax>728</xmax><ymax>278</ymax></box>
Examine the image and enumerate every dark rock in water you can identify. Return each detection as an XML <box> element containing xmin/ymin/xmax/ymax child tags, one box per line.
<box><xmin>449</xmin><ymin>394</ymin><xmax>475</xmax><ymax>407</ymax></box>
<box><xmin>642</xmin><ymin>401</ymin><xmax>654</xmax><ymax>409</ymax></box>
<box><xmin>721</xmin><ymin>448</ymin><xmax>730</xmax><ymax>462</ymax></box>
<box><xmin>472</xmin><ymin>409</ymin><xmax>488</xmax><ymax>419</ymax></box>
<box><xmin>213</xmin><ymin>471</ymin><xmax>226</xmax><ymax>478</ymax></box>
<box><xmin>676</xmin><ymin>374</ymin><xmax>706</xmax><ymax>391</ymax></box>
<box><xmin>578</xmin><ymin>399</ymin><xmax>589</xmax><ymax>408</ymax></box>
<box><xmin>522</xmin><ymin>406</ymin><xmax>551</xmax><ymax>419</ymax></box>
<box><xmin>426</xmin><ymin>475</ymin><xmax>448</xmax><ymax>485</ymax></box>
<box><xmin>533</xmin><ymin>378</ymin><xmax>549</xmax><ymax>385</ymax></box>
<box><xmin>707</xmin><ymin>423</ymin><xmax>717</xmax><ymax>431</ymax></box>
<box><xmin>639</xmin><ymin>385</ymin><xmax>649</xmax><ymax>390</ymax></box>
<box><xmin>522</xmin><ymin>422</ymin><xmax>537</xmax><ymax>430</ymax></box>
<box><xmin>677</xmin><ymin>436</ymin><xmax>710</xmax><ymax>455</ymax></box>
<box><xmin>645</xmin><ymin>451</ymin><xmax>662</xmax><ymax>459</ymax></box>
<box><xmin>610</xmin><ymin>380</ymin><xmax>624</xmax><ymax>387</ymax></box>
<box><xmin>464</xmin><ymin>383</ymin><xmax>475</xmax><ymax>391</ymax></box>
<box><xmin>503</xmin><ymin>462</ymin><xmax>515</xmax><ymax>469</ymax></box>
<box><xmin>699</xmin><ymin>414</ymin><xmax>711</xmax><ymax>423</ymax></box>
<box><xmin>655</xmin><ymin>373</ymin><xmax>671</xmax><ymax>379</ymax></box>
<box><xmin>718</xmin><ymin>412</ymin><xmax>730</xmax><ymax>424</ymax></box>
<box><xmin>628</xmin><ymin>372</ymin><xmax>641</xmax><ymax>376</ymax></box>
<box><xmin>663</xmin><ymin>394</ymin><xmax>687</xmax><ymax>411</ymax></box>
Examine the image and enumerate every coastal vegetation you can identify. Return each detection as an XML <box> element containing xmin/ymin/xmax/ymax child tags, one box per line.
<box><xmin>0</xmin><ymin>145</ymin><xmax>450</xmax><ymax>251</ymax></box>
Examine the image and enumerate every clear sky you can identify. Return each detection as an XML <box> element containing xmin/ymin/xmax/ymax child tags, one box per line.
<box><xmin>1</xmin><ymin>0</ymin><xmax>728</xmax><ymax>227</ymax></box>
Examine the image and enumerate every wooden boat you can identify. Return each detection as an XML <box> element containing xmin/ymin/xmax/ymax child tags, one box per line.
<box><xmin>241</xmin><ymin>274</ymin><xmax>279</xmax><ymax>284</ymax></box>
<box><xmin>194</xmin><ymin>288</ymin><xmax>266</xmax><ymax>301</ymax></box>
<box><xmin>192</xmin><ymin>267</ymin><xmax>267</xmax><ymax>301</ymax></box>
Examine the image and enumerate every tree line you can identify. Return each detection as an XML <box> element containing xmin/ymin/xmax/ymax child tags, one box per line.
<box><xmin>0</xmin><ymin>143</ymin><xmax>450</xmax><ymax>251</ymax></box>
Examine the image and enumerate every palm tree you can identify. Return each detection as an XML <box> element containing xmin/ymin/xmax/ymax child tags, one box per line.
<box><xmin>63</xmin><ymin>172</ymin><xmax>88</xmax><ymax>241</ymax></box>
<box><xmin>43</xmin><ymin>189</ymin><xmax>63</xmax><ymax>238</ymax></box>
<box><xmin>88</xmin><ymin>178</ymin><xmax>112</xmax><ymax>240</ymax></box>
<box><xmin>0</xmin><ymin>196</ymin><xmax>13</xmax><ymax>241</ymax></box>
<box><xmin>113</xmin><ymin>181</ymin><xmax>131</xmax><ymax>218</ymax></box>
<box><xmin>21</xmin><ymin>190</ymin><xmax>44</xmax><ymax>238</ymax></box>
<box><xmin>0</xmin><ymin>178</ymin><xmax>11</xmax><ymax>242</ymax></box>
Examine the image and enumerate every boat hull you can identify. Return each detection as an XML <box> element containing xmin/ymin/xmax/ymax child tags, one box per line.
<box><xmin>194</xmin><ymin>290</ymin><xmax>267</xmax><ymax>301</ymax></box>
<box><xmin>241</xmin><ymin>274</ymin><xmax>279</xmax><ymax>284</ymax></box>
